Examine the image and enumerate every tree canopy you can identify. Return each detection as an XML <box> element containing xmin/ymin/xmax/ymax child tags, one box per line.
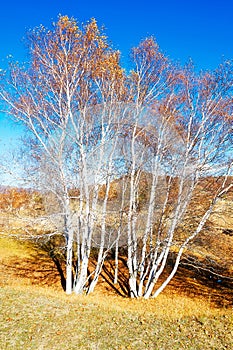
<box><xmin>0</xmin><ymin>15</ymin><xmax>233</xmax><ymax>298</ymax></box>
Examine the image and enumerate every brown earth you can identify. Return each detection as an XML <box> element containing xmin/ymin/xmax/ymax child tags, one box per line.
<box><xmin>0</xmin><ymin>237</ymin><xmax>232</xmax><ymax>308</ymax></box>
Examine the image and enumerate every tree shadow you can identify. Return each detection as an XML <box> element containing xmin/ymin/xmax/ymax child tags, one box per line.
<box><xmin>100</xmin><ymin>257</ymin><xmax>130</xmax><ymax>297</ymax></box>
<box><xmin>0</xmin><ymin>244</ymin><xmax>66</xmax><ymax>290</ymax></box>
<box><xmin>163</xmin><ymin>257</ymin><xmax>233</xmax><ymax>308</ymax></box>
<box><xmin>1</xmin><ymin>240</ymin><xmax>232</xmax><ymax>308</ymax></box>
<box><xmin>93</xmin><ymin>253</ymin><xmax>233</xmax><ymax>307</ymax></box>
<box><xmin>50</xmin><ymin>255</ymin><xmax>66</xmax><ymax>291</ymax></box>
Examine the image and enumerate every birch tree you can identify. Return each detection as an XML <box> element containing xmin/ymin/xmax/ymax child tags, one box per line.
<box><xmin>1</xmin><ymin>17</ymin><xmax>232</xmax><ymax>299</ymax></box>
<box><xmin>123</xmin><ymin>52</ymin><xmax>233</xmax><ymax>298</ymax></box>
<box><xmin>0</xmin><ymin>15</ymin><xmax>126</xmax><ymax>295</ymax></box>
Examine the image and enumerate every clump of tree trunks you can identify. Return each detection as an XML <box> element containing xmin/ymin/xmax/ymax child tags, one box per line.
<box><xmin>0</xmin><ymin>15</ymin><xmax>233</xmax><ymax>298</ymax></box>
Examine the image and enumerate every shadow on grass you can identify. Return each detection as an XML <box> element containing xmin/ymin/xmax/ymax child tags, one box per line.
<box><xmin>0</xmin><ymin>247</ymin><xmax>66</xmax><ymax>290</ymax></box>
<box><xmin>100</xmin><ymin>257</ymin><xmax>130</xmax><ymax>297</ymax></box>
<box><xmin>168</xmin><ymin>263</ymin><xmax>233</xmax><ymax>308</ymax></box>
<box><xmin>97</xmin><ymin>254</ymin><xmax>233</xmax><ymax>308</ymax></box>
<box><xmin>1</xmin><ymin>245</ymin><xmax>232</xmax><ymax>308</ymax></box>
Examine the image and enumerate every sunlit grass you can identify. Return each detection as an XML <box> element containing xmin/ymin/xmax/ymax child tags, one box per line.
<box><xmin>0</xmin><ymin>237</ymin><xmax>33</xmax><ymax>259</ymax></box>
<box><xmin>1</xmin><ymin>284</ymin><xmax>232</xmax><ymax>350</ymax></box>
<box><xmin>0</xmin><ymin>234</ymin><xmax>232</xmax><ymax>349</ymax></box>
<box><xmin>0</xmin><ymin>237</ymin><xmax>61</xmax><ymax>288</ymax></box>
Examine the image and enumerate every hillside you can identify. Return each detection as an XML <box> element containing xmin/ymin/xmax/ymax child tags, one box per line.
<box><xmin>0</xmin><ymin>180</ymin><xmax>233</xmax><ymax>301</ymax></box>
<box><xmin>0</xmin><ymin>189</ymin><xmax>232</xmax><ymax>349</ymax></box>
<box><xmin>0</xmin><ymin>237</ymin><xmax>233</xmax><ymax>349</ymax></box>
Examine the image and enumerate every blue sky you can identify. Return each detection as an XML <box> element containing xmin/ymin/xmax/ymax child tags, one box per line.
<box><xmin>1</xmin><ymin>0</ymin><xmax>233</xmax><ymax>184</ymax></box>
<box><xmin>1</xmin><ymin>0</ymin><xmax>233</xmax><ymax>70</ymax></box>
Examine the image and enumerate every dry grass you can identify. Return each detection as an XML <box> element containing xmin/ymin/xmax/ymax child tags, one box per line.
<box><xmin>1</xmin><ymin>284</ymin><xmax>232</xmax><ymax>350</ymax></box>
<box><xmin>0</xmin><ymin>236</ymin><xmax>31</xmax><ymax>259</ymax></box>
<box><xmin>0</xmin><ymin>237</ymin><xmax>62</xmax><ymax>288</ymax></box>
<box><xmin>0</xmin><ymin>236</ymin><xmax>233</xmax><ymax>349</ymax></box>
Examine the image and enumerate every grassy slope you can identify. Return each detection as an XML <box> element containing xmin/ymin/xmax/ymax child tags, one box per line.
<box><xmin>0</xmin><ymin>237</ymin><xmax>233</xmax><ymax>349</ymax></box>
<box><xmin>1</xmin><ymin>285</ymin><xmax>233</xmax><ymax>350</ymax></box>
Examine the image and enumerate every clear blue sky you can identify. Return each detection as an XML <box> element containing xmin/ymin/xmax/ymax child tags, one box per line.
<box><xmin>1</xmin><ymin>0</ymin><xmax>233</xmax><ymax>70</ymax></box>
<box><xmin>1</xmin><ymin>0</ymin><xmax>233</xmax><ymax>184</ymax></box>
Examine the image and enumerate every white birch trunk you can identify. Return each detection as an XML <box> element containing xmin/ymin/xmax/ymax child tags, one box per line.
<box><xmin>114</xmin><ymin>176</ymin><xmax>127</xmax><ymax>284</ymax></box>
<box><xmin>151</xmin><ymin>198</ymin><xmax>219</xmax><ymax>298</ymax></box>
<box><xmin>64</xmin><ymin>197</ymin><xmax>74</xmax><ymax>295</ymax></box>
<box><xmin>138</xmin><ymin>161</ymin><xmax>159</xmax><ymax>297</ymax></box>
<box><xmin>127</xmin><ymin>123</ymin><xmax>139</xmax><ymax>298</ymax></box>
